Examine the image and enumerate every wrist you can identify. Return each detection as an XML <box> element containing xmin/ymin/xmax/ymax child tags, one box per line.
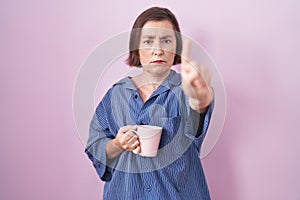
<box><xmin>110</xmin><ymin>139</ymin><xmax>122</xmax><ymax>151</ymax></box>
<box><xmin>189</xmin><ymin>88</ymin><xmax>213</xmax><ymax>113</ymax></box>
<box><xmin>106</xmin><ymin>139</ymin><xmax>123</xmax><ymax>160</ymax></box>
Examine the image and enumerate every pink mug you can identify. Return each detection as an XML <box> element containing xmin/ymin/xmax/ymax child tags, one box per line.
<box><xmin>132</xmin><ymin>125</ymin><xmax>162</xmax><ymax>157</ymax></box>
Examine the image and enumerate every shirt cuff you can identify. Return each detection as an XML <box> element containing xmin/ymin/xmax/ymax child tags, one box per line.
<box><xmin>85</xmin><ymin>138</ymin><xmax>116</xmax><ymax>182</ymax></box>
<box><xmin>185</xmin><ymin>98</ymin><xmax>214</xmax><ymax>144</ymax></box>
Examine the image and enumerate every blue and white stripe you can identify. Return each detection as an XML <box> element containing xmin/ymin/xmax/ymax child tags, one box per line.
<box><xmin>85</xmin><ymin>70</ymin><xmax>213</xmax><ymax>199</ymax></box>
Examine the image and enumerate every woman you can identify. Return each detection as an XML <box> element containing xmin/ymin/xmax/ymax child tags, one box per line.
<box><xmin>86</xmin><ymin>6</ymin><xmax>214</xmax><ymax>199</ymax></box>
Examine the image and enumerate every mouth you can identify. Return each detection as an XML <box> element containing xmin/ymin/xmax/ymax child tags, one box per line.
<box><xmin>151</xmin><ymin>60</ymin><xmax>167</xmax><ymax>64</ymax></box>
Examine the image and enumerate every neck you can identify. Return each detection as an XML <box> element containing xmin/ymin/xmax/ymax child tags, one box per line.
<box><xmin>140</xmin><ymin>69</ymin><xmax>171</xmax><ymax>85</ymax></box>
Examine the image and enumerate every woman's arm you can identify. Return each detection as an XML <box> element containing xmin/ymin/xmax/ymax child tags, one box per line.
<box><xmin>180</xmin><ymin>40</ymin><xmax>214</xmax><ymax>113</ymax></box>
<box><xmin>85</xmin><ymin>92</ymin><xmax>140</xmax><ymax>181</ymax></box>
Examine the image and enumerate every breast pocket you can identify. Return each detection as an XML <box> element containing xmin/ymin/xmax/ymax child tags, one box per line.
<box><xmin>157</xmin><ymin>114</ymin><xmax>194</xmax><ymax>159</ymax></box>
<box><xmin>158</xmin><ymin>115</ymin><xmax>182</xmax><ymax>148</ymax></box>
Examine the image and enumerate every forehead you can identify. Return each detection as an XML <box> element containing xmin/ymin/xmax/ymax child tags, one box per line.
<box><xmin>141</xmin><ymin>20</ymin><xmax>175</xmax><ymax>36</ymax></box>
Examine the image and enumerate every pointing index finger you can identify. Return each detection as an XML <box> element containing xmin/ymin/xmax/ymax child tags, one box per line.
<box><xmin>182</xmin><ymin>39</ymin><xmax>192</xmax><ymax>64</ymax></box>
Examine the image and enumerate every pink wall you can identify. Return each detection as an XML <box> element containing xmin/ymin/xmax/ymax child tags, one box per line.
<box><xmin>1</xmin><ymin>0</ymin><xmax>299</xmax><ymax>199</ymax></box>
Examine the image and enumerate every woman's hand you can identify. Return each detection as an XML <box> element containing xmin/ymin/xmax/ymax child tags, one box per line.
<box><xmin>113</xmin><ymin>125</ymin><xmax>140</xmax><ymax>152</ymax></box>
<box><xmin>106</xmin><ymin>125</ymin><xmax>140</xmax><ymax>159</ymax></box>
<box><xmin>181</xmin><ymin>40</ymin><xmax>213</xmax><ymax>113</ymax></box>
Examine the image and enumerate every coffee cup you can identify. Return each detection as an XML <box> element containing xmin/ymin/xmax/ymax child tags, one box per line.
<box><xmin>132</xmin><ymin>125</ymin><xmax>162</xmax><ymax>157</ymax></box>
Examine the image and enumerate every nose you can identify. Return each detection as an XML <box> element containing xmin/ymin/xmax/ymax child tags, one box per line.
<box><xmin>153</xmin><ymin>48</ymin><xmax>163</xmax><ymax>56</ymax></box>
<box><xmin>152</xmin><ymin>41</ymin><xmax>164</xmax><ymax>56</ymax></box>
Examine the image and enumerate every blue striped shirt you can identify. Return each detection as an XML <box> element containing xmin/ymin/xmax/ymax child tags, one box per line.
<box><xmin>86</xmin><ymin>70</ymin><xmax>213</xmax><ymax>199</ymax></box>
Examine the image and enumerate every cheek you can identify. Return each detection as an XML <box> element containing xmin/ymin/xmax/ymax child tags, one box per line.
<box><xmin>139</xmin><ymin>50</ymin><xmax>150</xmax><ymax>62</ymax></box>
<box><xmin>166</xmin><ymin>52</ymin><xmax>176</xmax><ymax>63</ymax></box>
<box><xmin>164</xmin><ymin>45</ymin><xmax>176</xmax><ymax>63</ymax></box>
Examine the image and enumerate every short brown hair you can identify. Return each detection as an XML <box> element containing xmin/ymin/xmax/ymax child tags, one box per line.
<box><xmin>126</xmin><ymin>7</ymin><xmax>182</xmax><ymax>67</ymax></box>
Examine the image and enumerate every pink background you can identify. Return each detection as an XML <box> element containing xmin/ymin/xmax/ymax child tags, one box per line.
<box><xmin>1</xmin><ymin>0</ymin><xmax>300</xmax><ymax>199</ymax></box>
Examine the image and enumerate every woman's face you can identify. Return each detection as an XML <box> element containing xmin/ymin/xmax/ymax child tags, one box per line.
<box><xmin>138</xmin><ymin>20</ymin><xmax>176</xmax><ymax>75</ymax></box>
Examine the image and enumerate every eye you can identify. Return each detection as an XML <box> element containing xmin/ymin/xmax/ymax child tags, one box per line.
<box><xmin>161</xmin><ymin>39</ymin><xmax>172</xmax><ymax>44</ymax></box>
<box><xmin>143</xmin><ymin>40</ymin><xmax>153</xmax><ymax>45</ymax></box>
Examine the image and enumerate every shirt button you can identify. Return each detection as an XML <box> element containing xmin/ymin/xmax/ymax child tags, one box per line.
<box><xmin>135</xmin><ymin>95</ymin><xmax>138</xmax><ymax>99</ymax></box>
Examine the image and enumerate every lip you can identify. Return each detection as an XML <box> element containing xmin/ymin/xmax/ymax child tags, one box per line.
<box><xmin>151</xmin><ymin>60</ymin><xmax>166</xmax><ymax>64</ymax></box>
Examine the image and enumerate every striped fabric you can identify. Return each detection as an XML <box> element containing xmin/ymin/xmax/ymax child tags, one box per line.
<box><xmin>85</xmin><ymin>70</ymin><xmax>213</xmax><ymax>200</ymax></box>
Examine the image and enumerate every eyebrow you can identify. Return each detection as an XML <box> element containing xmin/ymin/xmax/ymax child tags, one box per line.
<box><xmin>142</xmin><ymin>35</ymin><xmax>173</xmax><ymax>39</ymax></box>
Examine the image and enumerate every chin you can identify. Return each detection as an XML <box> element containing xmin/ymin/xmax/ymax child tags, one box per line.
<box><xmin>142</xmin><ymin>63</ymin><xmax>171</xmax><ymax>72</ymax></box>
<box><xmin>150</xmin><ymin>66</ymin><xmax>171</xmax><ymax>74</ymax></box>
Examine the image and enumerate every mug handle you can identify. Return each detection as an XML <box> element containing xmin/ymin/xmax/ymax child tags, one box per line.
<box><xmin>131</xmin><ymin>130</ymin><xmax>140</xmax><ymax>155</ymax></box>
<box><xmin>131</xmin><ymin>130</ymin><xmax>138</xmax><ymax>136</ymax></box>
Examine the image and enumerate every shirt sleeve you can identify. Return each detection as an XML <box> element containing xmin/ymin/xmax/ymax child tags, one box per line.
<box><xmin>185</xmin><ymin>98</ymin><xmax>215</xmax><ymax>151</ymax></box>
<box><xmin>85</xmin><ymin>93</ymin><xmax>117</xmax><ymax>182</ymax></box>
